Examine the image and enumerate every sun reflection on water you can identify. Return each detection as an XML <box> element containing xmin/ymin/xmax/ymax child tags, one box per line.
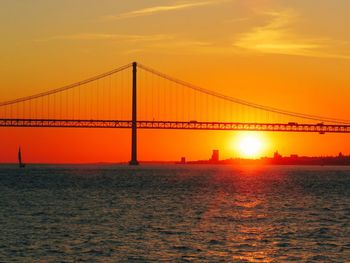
<box><xmin>193</xmin><ymin>167</ymin><xmax>291</xmax><ymax>262</ymax></box>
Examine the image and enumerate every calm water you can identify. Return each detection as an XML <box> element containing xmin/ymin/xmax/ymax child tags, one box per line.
<box><xmin>0</xmin><ymin>165</ymin><xmax>349</xmax><ymax>262</ymax></box>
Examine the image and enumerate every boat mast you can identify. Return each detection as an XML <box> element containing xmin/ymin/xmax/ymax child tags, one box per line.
<box><xmin>18</xmin><ymin>147</ymin><xmax>22</xmax><ymax>165</ymax></box>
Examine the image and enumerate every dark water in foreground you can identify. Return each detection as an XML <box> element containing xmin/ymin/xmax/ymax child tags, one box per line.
<box><xmin>0</xmin><ymin>165</ymin><xmax>349</xmax><ymax>262</ymax></box>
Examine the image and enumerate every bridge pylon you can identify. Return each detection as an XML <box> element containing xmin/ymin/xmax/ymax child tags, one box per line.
<box><xmin>129</xmin><ymin>62</ymin><xmax>139</xmax><ymax>165</ymax></box>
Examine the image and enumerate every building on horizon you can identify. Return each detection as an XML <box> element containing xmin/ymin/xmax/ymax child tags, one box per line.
<box><xmin>210</xmin><ymin>150</ymin><xmax>219</xmax><ymax>162</ymax></box>
<box><xmin>273</xmin><ymin>151</ymin><xmax>282</xmax><ymax>159</ymax></box>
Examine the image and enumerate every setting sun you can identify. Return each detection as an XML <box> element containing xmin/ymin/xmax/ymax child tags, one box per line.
<box><xmin>233</xmin><ymin>133</ymin><xmax>266</xmax><ymax>158</ymax></box>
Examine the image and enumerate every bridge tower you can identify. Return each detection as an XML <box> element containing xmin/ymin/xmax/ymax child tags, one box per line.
<box><xmin>129</xmin><ymin>62</ymin><xmax>139</xmax><ymax>165</ymax></box>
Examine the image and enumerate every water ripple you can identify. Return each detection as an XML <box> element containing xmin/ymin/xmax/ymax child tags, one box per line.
<box><xmin>0</xmin><ymin>164</ymin><xmax>349</xmax><ymax>262</ymax></box>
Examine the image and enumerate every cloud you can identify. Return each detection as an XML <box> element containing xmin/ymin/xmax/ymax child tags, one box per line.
<box><xmin>119</xmin><ymin>39</ymin><xmax>214</xmax><ymax>55</ymax></box>
<box><xmin>104</xmin><ymin>1</ymin><xmax>227</xmax><ymax>20</ymax></box>
<box><xmin>223</xmin><ymin>17</ymin><xmax>250</xmax><ymax>24</ymax></box>
<box><xmin>36</xmin><ymin>33</ymin><xmax>173</xmax><ymax>42</ymax></box>
<box><xmin>34</xmin><ymin>32</ymin><xmax>215</xmax><ymax>54</ymax></box>
<box><xmin>233</xmin><ymin>9</ymin><xmax>350</xmax><ymax>59</ymax></box>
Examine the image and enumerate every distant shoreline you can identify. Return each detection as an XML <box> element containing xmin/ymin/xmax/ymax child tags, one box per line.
<box><xmin>184</xmin><ymin>154</ymin><xmax>350</xmax><ymax>166</ymax></box>
<box><xmin>2</xmin><ymin>159</ymin><xmax>350</xmax><ymax>166</ymax></box>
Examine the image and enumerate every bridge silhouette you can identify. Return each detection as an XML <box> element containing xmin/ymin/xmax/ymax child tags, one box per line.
<box><xmin>1</xmin><ymin>62</ymin><xmax>350</xmax><ymax>165</ymax></box>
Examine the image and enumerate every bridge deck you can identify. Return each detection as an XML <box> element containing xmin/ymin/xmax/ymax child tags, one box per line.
<box><xmin>1</xmin><ymin>119</ymin><xmax>350</xmax><ymax>133</ymax></box>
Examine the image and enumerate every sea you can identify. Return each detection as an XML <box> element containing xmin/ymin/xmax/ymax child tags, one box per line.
<box><xmin>0</xmin><ymin>164</ymin><xmax>349</xmax><ymax>262</ymax></box>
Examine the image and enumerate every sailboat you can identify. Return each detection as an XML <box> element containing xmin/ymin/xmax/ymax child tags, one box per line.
<box><xmin>18</xmin><ymin>147</ymin><xmax>26</xmax><ymax>168</ymax></box>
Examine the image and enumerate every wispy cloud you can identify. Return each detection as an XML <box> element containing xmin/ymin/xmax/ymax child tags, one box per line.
<box><xmin>104</xmin><ymin>1</ymin><xmax>227</xmax><ymax>20</ymax></box>
<box><xmin>36</xmin><ymin>33</ymin><xmax>173</xmax><ymax>42</ymax></box>
<box><xmin>233</xmin><ymin>9</ymin><xmax>350</xmax><ymax>59</ymax></box>
<box><xmin>223</xmin><ymin>16</ymin><xmax>250</xmax><ymax>24</ymax></box>
<box><xmin>121</xmin><ymin>39</ymin><xmax>214</xmax><ymax>55</ymax></box>
<box><xmin>34</xmin><ymin>32</ymin><xmax>216</xmax><ymax>54</ymax></box>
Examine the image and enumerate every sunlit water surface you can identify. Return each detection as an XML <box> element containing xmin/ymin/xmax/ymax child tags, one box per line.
<box><xmin>0</xmin><ymin>165</ymin><xmax>349</xmax><ymax>262</ymax></box>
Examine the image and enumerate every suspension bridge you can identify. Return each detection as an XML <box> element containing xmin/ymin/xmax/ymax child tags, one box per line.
<box><xmin>1</xmin><ymin>62</ymin><xmax>350</xmax><ymax>165</ymax></box>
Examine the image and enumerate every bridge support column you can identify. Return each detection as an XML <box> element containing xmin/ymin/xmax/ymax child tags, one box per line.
<box><xmin>129</xmin><ymin>62</ymin><xmax>139</xmax><ymax>165</ymax></box>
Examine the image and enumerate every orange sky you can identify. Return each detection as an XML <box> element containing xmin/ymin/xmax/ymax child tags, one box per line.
<box><xmin>1</xmin><ymin>0</ymin><xmax>350</xmax><ymax>163</ymax></box>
